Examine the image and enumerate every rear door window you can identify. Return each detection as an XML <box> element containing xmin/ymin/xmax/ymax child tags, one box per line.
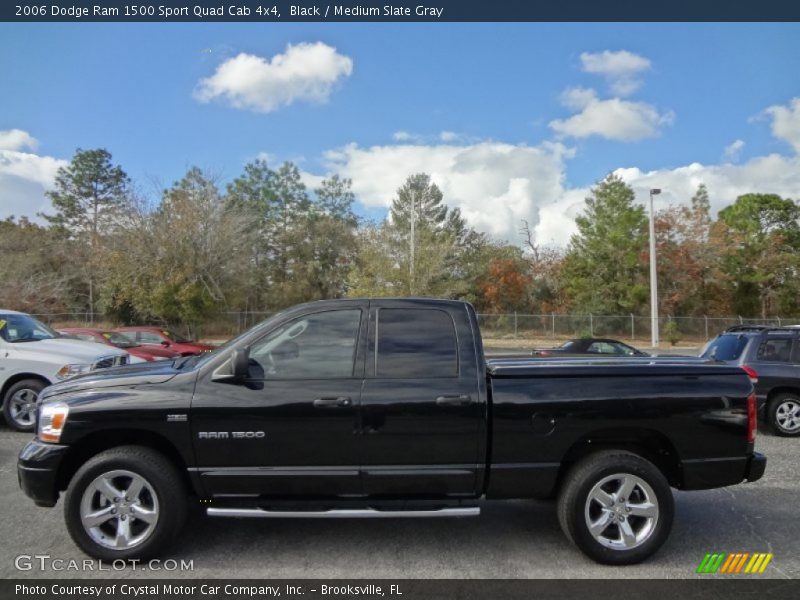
<box><xmin>138</xmin><ymin>331</ymin><xmax>164</xmax><ymax>344</ymax></box>
<box><xmin>702</xmin><ymin>334</ymin><xmax>750</xmax><ymax>361</ymax></box>
<box><xmin>373</xmin><ymin>308</ymin><xmax>458</xmax><ymax>378</ymax></box>
<box><xmin>757</xmin><ymin>338</ymin><xmax>793</xmax><ymax>363</ymax></box>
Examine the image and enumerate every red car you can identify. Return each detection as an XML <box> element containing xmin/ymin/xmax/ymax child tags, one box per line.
<box><xmin>58</xmin><ymin>328</ymin><xmax>182</xmax><ymax>362</ymax></box>
<box><xmin>113</xmin><ymin>326</ymin><xmax>215</xmax><ymax>356</ymax></box>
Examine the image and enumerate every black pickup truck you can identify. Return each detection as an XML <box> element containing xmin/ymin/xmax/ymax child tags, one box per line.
<box><xmin>18</xmin><ymin>298</ymin><xmax>765</xmax><ymax>565</ymax></box>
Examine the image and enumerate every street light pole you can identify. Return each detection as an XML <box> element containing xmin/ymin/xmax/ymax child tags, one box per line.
<box><xmin>649</xmin><ymin>188</ymin><xmax>662</xmax><ymax>349</ymax></box>
<box><xmin>409</xmin><ymin>189</ymin><xmax>416</xmax><ymax>295</ymax></box>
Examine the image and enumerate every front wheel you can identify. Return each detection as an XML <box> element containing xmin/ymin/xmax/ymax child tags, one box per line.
<box><xmin>64</xmin><ymin>446</ymin><xmax>187</xmax><ymax>561</ymax></box>
<box><xmin>557</xmin><ymin>450</ymin><xmax>674</xmax><ymax>565</ymax></box>
<box><xmin>3</xmin><ymin>378</ymin><xmax>46</xmax><ymax>432</ymax></box>
<box><xmin>768</xmin><ymin>393</ymin><xmax>800</xmax><ymax>437</ymax></box>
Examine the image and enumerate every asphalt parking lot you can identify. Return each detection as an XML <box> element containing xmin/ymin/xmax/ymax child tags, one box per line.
<box><xmin>0</xmin><ymin>425</ymin><xmax>796</xmax><ymax>580</ymax></box>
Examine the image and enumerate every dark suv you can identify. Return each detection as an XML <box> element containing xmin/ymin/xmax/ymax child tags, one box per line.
<box><xmin>701</xmin><ymin>325</ymin><xmax>800</xmax><ymax>436</ymax></box>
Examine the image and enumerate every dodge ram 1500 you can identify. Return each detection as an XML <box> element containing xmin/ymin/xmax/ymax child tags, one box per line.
<box><xmin>18</xmin><ymin>298</ymin><xmax>765</xmax><ymax>564</ymax></box>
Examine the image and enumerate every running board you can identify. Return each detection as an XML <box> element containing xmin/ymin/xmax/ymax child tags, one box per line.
<box><xmin>207</xmin><ymin>507</ymin><xmax>480</xmax><ymax>519</ymax></box>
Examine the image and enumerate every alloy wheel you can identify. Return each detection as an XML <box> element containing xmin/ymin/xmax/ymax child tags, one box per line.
<box><xmin>79</xmin><ymin>469</ymin><xmax>159</xmax><ymax>550</ymax></box>
<box><xmin>8</xmin><ymin>388</ymin><xmax>38</xmax><ymax>428</ymax></box>
<box><xmin>584</xmin><ymin>473</ymin><xmax>659</xmax><ymax>550</ymax></box>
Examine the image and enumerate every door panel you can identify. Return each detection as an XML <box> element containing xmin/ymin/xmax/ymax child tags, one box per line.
<box><xmin>192</xmin><ymin>379</ymin><xmax>363</xmax><ymax>497</ymax></box>
<box><xmin>191</xmin><ymin>307</ymin><xmax>366</xmax><ymax>498</ymax></box>
<box><xmin>360</xmin><ymin>305</ymin><xmax>483</xmax><ymax>497</ymax></box>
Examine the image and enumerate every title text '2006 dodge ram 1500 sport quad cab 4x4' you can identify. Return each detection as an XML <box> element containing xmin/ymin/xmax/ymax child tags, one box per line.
<box><xmin>18</xmin><ymin>299</ymin><xmax>766</xmax><ymax>565</ymax></box>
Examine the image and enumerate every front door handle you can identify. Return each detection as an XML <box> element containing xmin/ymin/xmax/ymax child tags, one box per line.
<box><xmin>436</xmin><ymin>394</ymin><xmax>473</xmax><ymax>406</ymax></box>
<box><xmin>313</xmin><ymin>396</ymin><xmax>352</xmax><ymax>408</ymax></box>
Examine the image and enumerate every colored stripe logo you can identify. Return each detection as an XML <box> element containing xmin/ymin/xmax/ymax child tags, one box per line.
<box><xmin>697</xmin><ymin>552</ymin><xmax>773</xmax><ymax>574</ymax></box>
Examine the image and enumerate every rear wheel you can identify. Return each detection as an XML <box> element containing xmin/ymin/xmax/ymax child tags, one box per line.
<box><xmin>768</xmin><ymin>393</ymin><xmax>800</xmax><ymax>437</ymax></box>
<box><xmin>3</xmin><ymin>379</ymin><xmax>46</xmax><ymax>432</ymax></box>
<box><xmin>557</xmin><ymin>450</ymin><xmax>674</xmax><ymax>565</ymax></box>
<box><xmin>64</xmin><ymin>446</ymin><xmax>186</xmax><ymax>560</ymax></box>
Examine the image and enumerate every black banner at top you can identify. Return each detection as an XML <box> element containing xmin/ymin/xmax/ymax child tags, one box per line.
<box><xmin>3</xmin><ymin>0</ymin><xmax>800</xmax><ymax>23</ymax></box>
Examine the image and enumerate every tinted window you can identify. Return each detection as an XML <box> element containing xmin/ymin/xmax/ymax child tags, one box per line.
<box><xmin>588</xmin><ymin>342</ymin><xmax>621</xmax><ymax>354</ymax></box>
<box><xmin>375</xmin><ymin>309</ymin><xmax>458</xmax><ymax>378</ymax></box>
<box><xmin>162</xmin><ymin>329</ymin><xmax>190</xmax><ymax>343</ymax></box>
<box><xmin>757</xmin><ymin>338</ymin><xmax>793</xmax><ymax>363</ymax></box>
<box><xmin>138</xmin><ymin>331</ymin><xmax>165</xmax><ymax>344</ymax></box>
<box><xmin>702</xmin><ymin>334</ymin><xmax>750</xmax><ymax>361</ymax></box>
<box><xmin>249</xmin><ymin>310</ymin><xmax>361</xmax><ymax>379</ymax></box>
<box><xmin>101</xmin><ymin>332</ymin><xmax>138</xmax><ymax>348</ymax></box>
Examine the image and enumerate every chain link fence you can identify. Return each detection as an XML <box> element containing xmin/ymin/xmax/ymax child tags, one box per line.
<box><xmin>28</xmin><ymin>310</ymin><xmax>800</xmax><ymax>344</ymax></box>
<box><xmin>475</xmin><ymin>313</ymin><xmax>799</xmax><ymax>344</ymax></box>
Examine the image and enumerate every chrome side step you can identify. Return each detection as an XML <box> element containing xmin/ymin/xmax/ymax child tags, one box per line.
<box><xmin>207</xmin><ymin>506</ymin><xmax>480</xmax><ymax>519</ymax></box>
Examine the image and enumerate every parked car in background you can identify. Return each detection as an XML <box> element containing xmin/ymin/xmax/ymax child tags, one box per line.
<box><xmin>533</xmin><ymin>338</ymin><xmax>649</xmax><ymax>357</ymax></box>
<box><xmin>58</xmin><ymin>328</ymin><xmax>181</xmax><ymax>362</ymax></box>
<box><xmin>113</xmin><ymin>326</ymin><xmax>215</xmax><ymax>356</ymax></box>
<box><xmin>0</xmin><ymin>310</ymin><xmax>129</xmax><ymax>432</ymax></box>
<box><xmin>701</xmin><ymin>325</ymin><xmax>800</xmax><ymax>436</ymax></box>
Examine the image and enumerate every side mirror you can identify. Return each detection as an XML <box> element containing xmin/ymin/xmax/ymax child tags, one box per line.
<box><xmin>212</xmin><ymin>347</ymin><xmax>250</xmax><ymax>382</ymax></box>
<box><xmin>231</xmin><ymin>347</ymin><xmax>250</xmax><ymax>378</ymax></box>
<box><xmin>161</xmin><ymin>340</ymin><xmax>171</xmax><ymax>347</ymax></box>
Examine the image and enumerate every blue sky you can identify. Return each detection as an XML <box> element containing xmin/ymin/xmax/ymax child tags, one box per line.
<box><xmin>1</xmin><ymin>22</ymin><xmax>799</xmax><ymax>243</ymax></box>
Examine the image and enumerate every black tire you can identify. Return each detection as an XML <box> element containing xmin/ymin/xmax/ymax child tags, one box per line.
<box><xmin>767</xmin><ymin>393</ymin><xmax>800</xmax><ymax>437</ymax></box>
<box><xmin>64</xmin><ymin>445</ymin><xmax>187</xmax><ymax>561</ymax></box>
<box><xmin>2</xmin><ymin>378</ymin><xmax>46</xmax><ymax>432</ymax></box>
<box><xmin>557</xmin><ymin>450</ymin><xmax>674</xmax><ymax>565</ymax></box>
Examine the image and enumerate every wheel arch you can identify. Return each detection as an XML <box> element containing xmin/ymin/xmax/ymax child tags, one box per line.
<box><xmin>1</xmin><ymin>373</ymin><xmax>51</xmax><ymax>407</ymax></box>
<box><xmin>557</xmin><ymin>427</ymin><xmax>682</xmax><ymax>489</ymax></box>
<box><xmin>56</xmin><ymin>429</ymin><xmax>195</xmax><ymax>497</ymax></box>
<box><xmin>766</xmin><ymin>387</ymin><xmax>800</xmax><ymax>402</ymax></box>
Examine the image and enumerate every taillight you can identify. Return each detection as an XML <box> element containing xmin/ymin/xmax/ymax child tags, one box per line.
<box><xmin>747</xmin><ymin>392</ymin><xmax>757</xmax><ymax>444</ymax></box>
<box><xmin>741</xmin><ymin>365</ymin><xmax>758</xmax><ymax>384</ymax></box>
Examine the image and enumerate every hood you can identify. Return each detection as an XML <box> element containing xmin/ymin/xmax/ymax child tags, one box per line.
<box><xmin>11</xmin><ymin>337</ymin><xmax>127</xmax><ymax>363</ymax></box>
<box><xmin>40</xmin><ymin>359</ymin><xmax>180</xmax><ymax>399</ymax></box>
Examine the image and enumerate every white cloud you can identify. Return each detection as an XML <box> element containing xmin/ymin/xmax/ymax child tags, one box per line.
<box><xmin>763</xmin><ymin>97</ymin><xmax>800</xmax><ymax>153</ymax></box>
<box><xmin>439</xmin><ymin>131</ymin><xmax>459</xmax><ymax>142</ymax></box>
<box><xmin>301</xmin><ymin>135</ymin><xmax>800</xmax><ymax>248</ymax></box>
<box><xmin>615</xmin><ymin>153</ymin><xmax>800</xmax><ymax>219</ymax></box>
<box><xmin>0</xmin><ymin>134</ymin><xmax>66</xmax><ymax>219</ymax></box>
<box><xmin>392</xmin><ymin>131</ymin><xmax>415</xmax><ymax>142</ymax></box>
<box><xmin>392</xmin><ymin>130</ymin><xmax>470</xmax><ymax>144</ymax></box>
<box><xmin>0</xmin><ymin>129</ymin><xmax>38</xmax><ymax>152</ymax></box>
<box><xmin>317</xmin><ymin>141</ymin><xmax>577</xmax><ymax>244</ymax></box>
<box><xmin>580</xmin><ymin>50</ymin><xmax>651</xmax><ymax>96</ymax></box>
<box><xmin>550</xmin><ymin>90</ymin><xmax>674</xmax><ymax>141</ymax></box>
<box><xmin>723</xmin><ymin>139</ymin><xmax>745</xmax><ymax>162</ymax></box>
<box><xmin>194</xmin><ymin>42</ymin><xmax>353</xmax><ymax>113</ymax></box>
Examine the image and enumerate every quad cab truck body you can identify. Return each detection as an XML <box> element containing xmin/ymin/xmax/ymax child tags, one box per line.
<box><xmin>18</xmin><ymin>299</ymin><xmax>766</xmax><ymax>564</ymax></box>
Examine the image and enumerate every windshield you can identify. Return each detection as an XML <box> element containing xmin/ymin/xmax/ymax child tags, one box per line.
<box><xmin>0</xmin><ymin>313</ymin><xmax>59</xmax><ymax>343</ymax></box>
<box><xmin>559</xmin><ymin>341</ymin><xmax>578</xmax><ymax>350</ymax></box>
<box><xmin>162</xmin><ymin>329</ymin><xmax>190</xmax><ymax>343</ymax></box>
<box><xmin>101</xmin><ymin>331</ymin><xmax>139</xmax><ymax>348</ymax></box>
<box><xmin>701</xmin><ymin>334</ymin><xmax>750</xmax><ymax>361</ymax></box>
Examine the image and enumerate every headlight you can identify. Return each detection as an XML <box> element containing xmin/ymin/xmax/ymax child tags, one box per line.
<box><xmin>55</xmin><ymin>363</ymin><xmax>91</xmax><ymax>380</ymax></box>
<box><xmin>38</xmin><ymin>403</ymin><xmax>69</xmax><ymax>443</ymax></box>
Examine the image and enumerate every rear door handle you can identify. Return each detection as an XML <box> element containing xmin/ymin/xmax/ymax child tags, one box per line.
<box><xmin>436</xmin><ymin>394</ymin><xmax>473</xmax><ymax>406</ymax></box>
<box><xmin>313</xmin><ymin>396</ymin><xmax>352</xmax><ymax>408</ymax></box>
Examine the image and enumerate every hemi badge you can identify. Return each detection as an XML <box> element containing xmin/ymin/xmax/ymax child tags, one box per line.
<box><xmin>167</xmin><ymin>414</ymin><xmax>188</xmax><ymax>422</ymax></box>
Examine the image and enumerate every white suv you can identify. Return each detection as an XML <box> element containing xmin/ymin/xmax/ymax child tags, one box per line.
<box><xmin>0</xmin><ymin>310</ymin><xmax>130</xmax><ymax>431</ymax></box>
